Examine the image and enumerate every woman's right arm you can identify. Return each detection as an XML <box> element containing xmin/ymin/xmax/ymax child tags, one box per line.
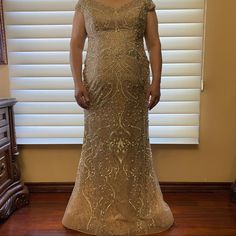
<box><xmin>70</xmin><ymin>8</ymin><xmax>90</xmax><ymax>109</ymax></box>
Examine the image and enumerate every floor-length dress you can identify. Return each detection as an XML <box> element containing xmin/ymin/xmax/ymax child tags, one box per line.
<box><xmin>62</xmin><ymin>0</ymin><xmax>175</xmax><ymax>235</ymax></box>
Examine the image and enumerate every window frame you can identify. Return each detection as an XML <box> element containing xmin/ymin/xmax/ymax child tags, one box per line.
<box><xmin>0</xmin><ymin>0</ymin><xmax>8</xmax><ymax>64</ymax></box>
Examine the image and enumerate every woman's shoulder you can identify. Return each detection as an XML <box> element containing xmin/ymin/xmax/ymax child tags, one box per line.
<box><xmin>144</xmin><ymin>0</ymin><xmax>157</xmax><ymax>11</ymax></box>
<box><xmin>74</xmin><ymin>0</ymin><xmax>87</xmax><ymax>12</ymax></box>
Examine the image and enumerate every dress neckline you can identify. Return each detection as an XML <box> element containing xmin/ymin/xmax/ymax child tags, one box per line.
<box><xmin>91</xmin><ymin>0</ymin><xmax>137</xmax><ymax>11</ymax></box>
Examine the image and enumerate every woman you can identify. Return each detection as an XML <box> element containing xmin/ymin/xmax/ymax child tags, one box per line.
<box><xmin>62</xmin><ymin>0</ymin><xmax>175</xmax><ymax>235</ymax></box>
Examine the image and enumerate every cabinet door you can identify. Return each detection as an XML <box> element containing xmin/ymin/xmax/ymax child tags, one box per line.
<box><xmin>0</xmin><ymin>108</ymin><xmax>10</xmax><ymax>146</ymax></box>
<box><xmin>0</xmin><ymin>143</ymin><xmax>13</xmax><ymax>193</ymax></box>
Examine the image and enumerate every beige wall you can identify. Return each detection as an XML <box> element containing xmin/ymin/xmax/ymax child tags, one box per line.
<box><xmin>0</xmin><ymin>0</ymin><xmax>235</xmax><ymax>182</ymax></box>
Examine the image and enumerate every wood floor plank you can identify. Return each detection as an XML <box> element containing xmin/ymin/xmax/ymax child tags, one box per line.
<box><xmin>0</xmin><ymin>191</ymin><xmax>235</xmax><ymax>236</ymax></box>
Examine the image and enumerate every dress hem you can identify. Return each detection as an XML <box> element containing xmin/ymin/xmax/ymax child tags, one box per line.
<box><xmin>61</xmin><ymin>218</ymin><xmax>175</xmax><ymax>236</ymax></box>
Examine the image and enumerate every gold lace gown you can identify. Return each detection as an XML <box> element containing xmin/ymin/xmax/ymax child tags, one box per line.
<box><xmin>62</xmin><ymin>0</ymin><xmax>175</xmax><ymax>235</ymax></box>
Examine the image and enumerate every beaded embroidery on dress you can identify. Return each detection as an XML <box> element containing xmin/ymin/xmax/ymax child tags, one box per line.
<box><xmin>62</xmin><ymin>0</ymin><xmax>175</xmax><ymax>235</ymax></box>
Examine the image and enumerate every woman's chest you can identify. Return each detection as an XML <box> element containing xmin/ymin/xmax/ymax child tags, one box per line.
<box><xmin>83</xmin><ymin>0</ymin><xmax>148</xmax><ymax>34</ymax></box>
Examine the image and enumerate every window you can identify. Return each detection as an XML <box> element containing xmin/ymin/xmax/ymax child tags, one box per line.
<box><xmin>4</xmin><ymin>0</ymin><xmax>206</xmax><ymax>144</ymax></box>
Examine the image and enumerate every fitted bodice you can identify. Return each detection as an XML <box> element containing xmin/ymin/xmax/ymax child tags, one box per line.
<box><xmin>75</xmin><ymin>0</ymin><xmax>156</xmax><ymax>76</ymax></box>
<box><xmin>76</xmin><ymin>0</ymin><xmax>150</xmax><ymax>37</ymax></box>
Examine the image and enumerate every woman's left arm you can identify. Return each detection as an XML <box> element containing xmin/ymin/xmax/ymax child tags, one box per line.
<box><xmin>144</xmin><ymin>5</ymin><xmax>162</xmax><ymax>110</ymax></box>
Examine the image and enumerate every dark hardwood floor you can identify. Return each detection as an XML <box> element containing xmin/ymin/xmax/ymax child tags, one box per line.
<box><xmin>0</xmin><ymin>191</ymin><xmax>235</xmax><ymax>236</ymax></box>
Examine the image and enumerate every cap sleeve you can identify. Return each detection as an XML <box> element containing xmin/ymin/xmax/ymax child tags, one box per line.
<box><xmin>146</xmin><ymin>0</ymin><xmax>156</xmax><ymax>11</ymax></box>
<box><xmin>74</xmin><ymin>0</ymin><xmax>85</xmax><ymax>12</ymax></box>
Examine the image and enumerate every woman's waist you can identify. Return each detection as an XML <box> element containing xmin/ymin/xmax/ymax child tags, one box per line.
<box><xmin>85</xmin><ymin>50</ymin><xmax>148</xmax><ymax>67</ymax></box>
<box><xmin>86</xmin><ymin>41</ymin><xmax>147</xmax><ymax>60</ymax></box>
<box><xmin>88</xmin><ymin>33</ymin><xmax>144</xmax><ymax>47</ymax></box>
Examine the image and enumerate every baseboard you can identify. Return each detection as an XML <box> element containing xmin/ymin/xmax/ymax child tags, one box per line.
<box><xmin>24</xmin><ymin>181</ymin><xmax>233</xmax><ymax>193</ymax></box>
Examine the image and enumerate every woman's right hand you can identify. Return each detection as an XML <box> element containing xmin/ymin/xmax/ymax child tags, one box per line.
<box><xmin>74</xmin><ymin>83</ymin><xmax>90</xmax><ymax>109</ymax></box>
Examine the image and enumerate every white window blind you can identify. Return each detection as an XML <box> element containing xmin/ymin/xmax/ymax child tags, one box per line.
<box><xmin>3</xmin><ymin>0</ymin><xmax>206</xmax><ymax>144</ymax></box>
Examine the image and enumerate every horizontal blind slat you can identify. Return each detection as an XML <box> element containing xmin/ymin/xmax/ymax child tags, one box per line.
<box><xmin>7</xmin><ymin>37</ymin><xmax>203</xmax><ymax>51</ymax></box>
<box><xmin>10</xmin><ymin>76</ymin><xmax>201</xmax><ymax>89</ymax></box>
<box><xmin>4</xmin><ymin>0</ymin><xmax>205</xmax><ymax>11</ymax></box>
<box><xmin>14</xmin><ymin>114</ymin><xmax>199</xmax><ymax>126</ymax></box>
<box><xmin>15</xmin><ymin>137</ymin><xmax>198</xmax><ymax>145</ymax></box>
<box><xmin>15</xmin><ymin>126</ymin><xmax>199</xmax><ymax>138</ymax></box>
<box><xmin>9</xmin><ymin>63</ymin><xmax>201</xmax><ymax>76</ymax></box>
<box><xmin>13</xmin><ymin>102</ymin><xmax>200</xmax><ymax>114</ymax></box>
<box><xmin>6</xmin><ymin>23</ymin><xmax>203</xmax><ymax>38</ymax></box>
<box><xmin>11</xmin><ymin>89</ymin><xmax>200</xmax><ymax>102</ymax></box>
<box><xmin>5</xmin><ymin>10</ymin><xmax>204</xmax><ymax>24</ymax></box>
<box><xmin>9</xmin><ymin>50</ymin><xmax>202</xmax><ymax>64</ymax></box>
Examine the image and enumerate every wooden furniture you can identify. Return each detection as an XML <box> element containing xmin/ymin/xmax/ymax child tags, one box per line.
<box><xmin>0</xmin><ymin>98</ymin><xmax>29</xmax><ymax>221</ymax></box>
<box><xmin>231</xmin><ymin>180</ymin><xmax>236</xmax><ymax>203</ymax></box>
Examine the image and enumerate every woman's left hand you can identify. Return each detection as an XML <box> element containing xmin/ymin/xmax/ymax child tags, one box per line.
<box><xmin>147</xmin><ymin>80</ymin><xmax>161</xmax><ymax>110</ymax></box>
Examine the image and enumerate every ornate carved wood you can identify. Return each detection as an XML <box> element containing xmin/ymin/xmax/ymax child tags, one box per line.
<box><xmin>0</xmin><ymin>98</ymin><xmax>29</xmax><ymax>222</ymax></box>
